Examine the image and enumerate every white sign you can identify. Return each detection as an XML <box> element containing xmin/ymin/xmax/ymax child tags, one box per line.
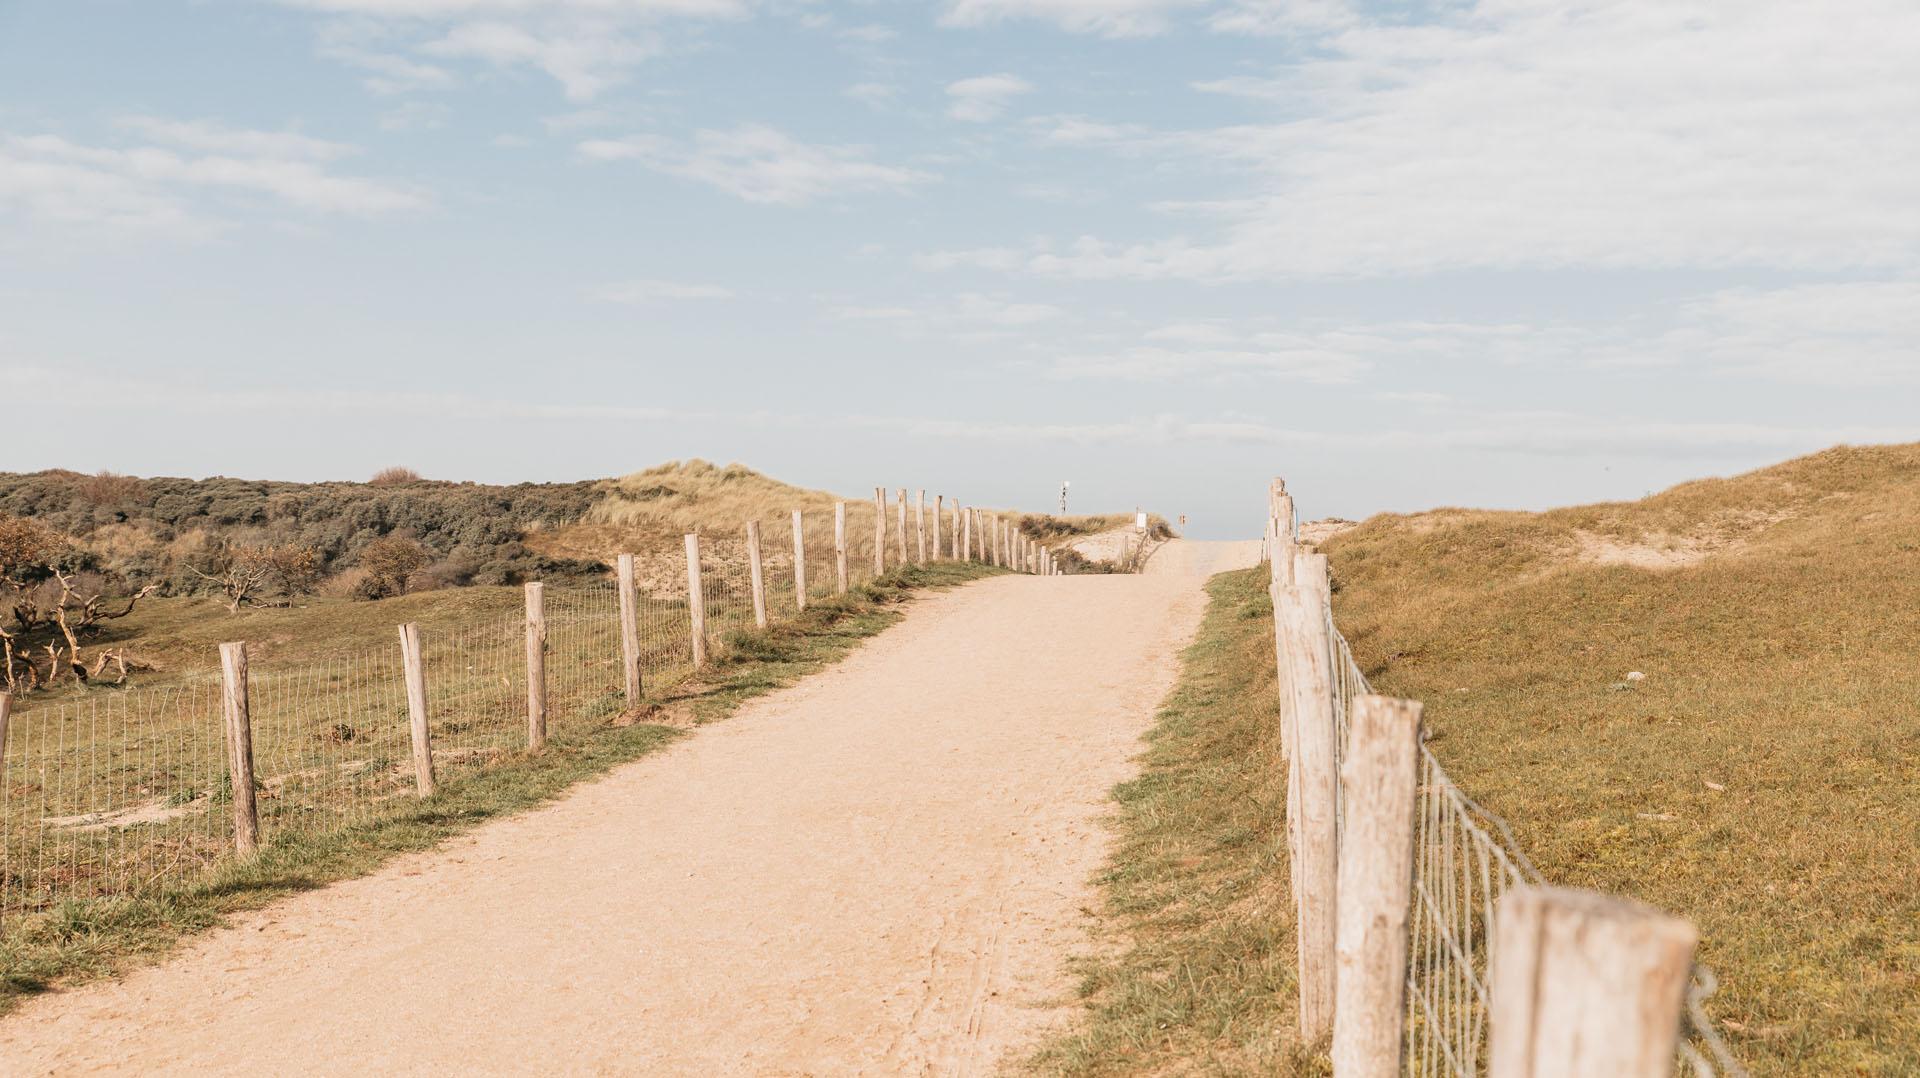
<box><xmin>1135</xmin><ymin>512</ymin><xmax>1148</xmax><ymax>530</ymax></box>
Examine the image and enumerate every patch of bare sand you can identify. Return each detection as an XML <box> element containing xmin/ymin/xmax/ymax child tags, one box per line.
<box><xmin>0</xmin><ymin>541</ymin><xmax>1258</xmax><ymax>1076</ymax></box>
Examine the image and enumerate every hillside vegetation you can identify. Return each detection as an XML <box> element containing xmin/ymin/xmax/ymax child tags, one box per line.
<box><xmin>1</xmin><ymin>462</ymin><xmax>1073</xmax><ymax>698</ymax></box>
<box><xmin>1323</xmin><ymin>444</ymin><xmax>1920</xmax><ymax>1075</ymax></box>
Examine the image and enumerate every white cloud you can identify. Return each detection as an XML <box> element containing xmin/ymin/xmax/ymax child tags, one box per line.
<box><xmin>827</xmin><ymin>293</ymin><xmax>1064</xmax><ymax>335</ymax></box>
<box><xmin>945</xmin><ymin>74</ymin><xmax>1033</xmax><ymax>123</ymax></box>
<box><xmin>378</xmin><ymin>101</ymin><xmax>452</xmax><ymax>131</ymax></box>
<box><xmin>1042</xmin><ymin>281</ymin><xmax>1920</xmax><ymax>389</ymax></box>
<box><xmin>116</xmin><ymin>117</ymin><xmax>353</xmax><ymax>161</ymax></box>
<box><xmin>945</xmin><ymin>1</ymin><xmax>1920</xmax><ymax>281</ymax></box>
<box><xmin>423</xmin><ymin>22</ymin><xmax>659</xmax><ymax>101</ymax></box>
<box><xmin>839</xmin><ymin>24</ymin><xmax>896</xmax><ymax>43</ymax></box>
<box><xmin>1049</xmin><ymin>340</ymin><xmax>1369</xmax><ymax>384</ymax></box>
<box><xmin>0</xmin><ymin>123</ymin><xmax>429</xmax><ymax>236</ymax></box>
<box><xmin>578</xmin><ymin>125</ymin><xmax>933</xmax><ymax>206</ymax></box>
<box><xmin>290</xmin><ymin>0</ymin><xmax>747</xmax><ymax>101</ymax></box>
<box><xmin>592</xmin><ymin>278</ymin><xmax>735</xmax><ymax>302</ymax></box>
<box><xmin>284</xmin><ymin>0</ymin><xmax>744</xmax><ymax>16</ymax></box>
<box><xmin>844</xmin><ymin>82</ymin><xmax>900</xmax><ymax>108</ymax></box>
<box><xmin>318</xmin><ymin>45</ymin><xmax>458</xmax><ymax>95</ymax></box>
<box><xmin>939</xmin><ymin>0</ymin><xmax>1205</xmax><ymax>38</ymax></box>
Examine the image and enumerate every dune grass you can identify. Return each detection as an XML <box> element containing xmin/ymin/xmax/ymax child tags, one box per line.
<box><xmin>1033</xmin><ymin>568</ymin><xmax>1319</xmax><ymax>1077</ymax></box>
<box><xmin>0</xmin><ymin>560</ymin><xmax>999</xmax><ymax>1015</ymax></box>
<box><xmin>1323</xmin><ymin>444</ymin><xmax>1920</xmax><ymax>1075</ymax></box>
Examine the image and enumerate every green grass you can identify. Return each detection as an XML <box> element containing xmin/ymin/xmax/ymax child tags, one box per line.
<box><xmin>1032</xmin><ymin>568</ymin><xmax>1321</xmax><ymax>1077</ymax></box>
<box><xmin>0</xmin><ymin>559</ymin><xmax>1001</xmax><ymax>1014</ymax></box>
<box><xmin>1323</xmin><ymin>443</ymin><xmax>1920</xmax><ymax>1076</ymax></box>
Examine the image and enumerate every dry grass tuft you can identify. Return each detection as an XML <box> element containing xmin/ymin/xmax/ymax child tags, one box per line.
<box><xmin>1323</xmin><ymin>442</ymin><xmax>1920</xmax><ymax>1075</ymax></box>
<box><xmin>367</xmin><ymin>466</ymin><xmax>424</xmax><ymax>486</ymax></box>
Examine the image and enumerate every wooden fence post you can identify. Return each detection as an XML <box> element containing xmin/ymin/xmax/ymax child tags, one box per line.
<box><xmin>896</xmin><ymin>488</ymin><xmax>910</xmax><ymax>566</ymax></box>
<box><xmin>994</xmin><ymin>517</ymin><xmax>1005</xmax><ymax>567</ymax></box>
<box><xmin>916</xmin><ymin>489</ymin><xmax>928</xmax><ymax>563</ymax></box>
<box><xmin>1271</xmin><ymin>492</ymin><xmax>1296</xmax><ymax>758</ymax></box>
<box><xmin>1489</xmin><ymin>886</ymin><xmax>1700</xmax><ymax>1078</ymax></box>
<box><xmin>684</xmin><ymin>533</ymin><xmax>708</xmax><ymax>667</ymax></box>
<box><xmin>962</xmin><ymin>506</ymin><xmax>972</xmax><ymax>562</ymax></box>
<box><xmin>873</xmin><ymin>488</ymin><xmax>887</xmax><ymax>576</ymax></box>
<box><xmin>951</xmin><ymin>500</ymin><xmax>961</xmax><ymax>560</ymax></box>
<box><xmin>524</xmin><ymin>582</ymin><xmax>548</xmax><ymax>749</ymax></box>
<box><xmin>1283</xmin><ymin>551</ymin><xmax>1339</xmax><ymax>1040</ymax></box>
<box><xmin>934</xmin><ymin>495</ymin><xmax>945</xmax><ymax>558</ymax></box>
<box><xmin>617</xmin><ymin>553</ymin><xmax>642</xmax><ymax>701</ymax></box>
<box><xmin>217</xmin><ymin>641</ymin><xmax>260</xmax><ymax>856</ymax></box>
<box><xmin>792</xmin><ymin>509</ymin><xmax>808</xmax><ymax>612</ymax></box>
<box><xmin>0</xmin><ymin>692</ymin><xmax>11</xmax><ymax>791</ymax></box>
<box><xmin>398</xmin><ymin>622</ymin><xmax>436</xmax><ymax>797</ymax></box>
<box><xmin>834</xmin><ymin>501</ymin><xmax>849</xmax><ymax>595</ymax></box>
<box><xmin>1334</xmin><ymin>695</ymin><xmax>1423</xmax><ymax>1077</ymax></box>
<box><xmin>746</xmin><ymin>520</ymin><xmax>769</xmax><ymax>629</ymax></box>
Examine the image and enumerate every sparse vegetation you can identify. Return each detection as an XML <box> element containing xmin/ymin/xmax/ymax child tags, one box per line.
<box><xmin>0</xmin><ymin>470</ymin><xmax>603</xmax><ymax>605</ymax></box>
<box><xmin>1323</xmin><ymin>443</ymin><xmax>1920</xmax><ymax>1075</ymax></box>
<box><xmin>1033</xmin><ymin>569</ymin><xmax>1314</xmax><ymax>1076</ymax></box>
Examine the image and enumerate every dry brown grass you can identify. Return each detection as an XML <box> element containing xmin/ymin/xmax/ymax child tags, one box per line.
<box><xmin>1322</xmin><ymin>443</ymin><xmax>1920</xmax><ymax>1075</ymax></box>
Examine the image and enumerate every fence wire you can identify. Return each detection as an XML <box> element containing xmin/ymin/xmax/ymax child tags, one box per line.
<box><xmin>1320</xmin><ymin>597</ymin><xmax>1740</xmax><ymax>1076</ymax></box>
<box><xmin>1</xmin><ymin>487</ymin><xmax>991</xmax><ymax>926</ymax></box>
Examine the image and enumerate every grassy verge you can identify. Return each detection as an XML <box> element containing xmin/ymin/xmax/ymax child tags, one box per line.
<box><xmin>0</xmin><ymin>560</ymin><xmax>1000</xmax><ymax>1014</ymax></box>
<box><xmin>1032</xmin><ymin>568</ymin><xmax>1320</xmax><ymax>1076</ymax></box>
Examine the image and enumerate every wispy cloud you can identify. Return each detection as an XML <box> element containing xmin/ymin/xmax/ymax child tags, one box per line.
<box><xmin>578</xmin><ymin>125</ymin><xmax>933</xmax><ymax>206</ymax></box>
<box><xmin>289</xmin><ymin>0</ymin><xmax>747</xmax><ymax>101</ymax></box>
<box><xmin>0</xmin><ymin>120</ymin><xmax>428</xmax><ymax>237</ymax></box>
<box><xmin>945</xmin><ymin>74</ymin><xmax>1032</xmax><ymax>122</ymax></box>
<box><xmin>422</xmin><ymin>22</ymin><xmax>660</xmax><ymax>102</ymax></box>
<box><xmin>592</xmin><ymin>278</ymin><xmax>736</xmax><ymax>303</ymax></box>
<box><xmin>827</xmin><ymin>292</ymin><xmax>1063</xmax><ymax>335</ymax></box>
<box><xmin>941</xmin><ymin>1</ymin><xmax>1920</xmax><ymax>281</ymax></box>
<box><xmin>938</xmin><ymin>0</ymin><xmax>1206</xmax><ymax>38</ymax></box>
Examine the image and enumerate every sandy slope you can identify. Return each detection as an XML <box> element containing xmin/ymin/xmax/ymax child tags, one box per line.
<box><xmin>0</xmin><ymin>541</ymin><xmax>1259</xmax><ymax>1076</ymax></box>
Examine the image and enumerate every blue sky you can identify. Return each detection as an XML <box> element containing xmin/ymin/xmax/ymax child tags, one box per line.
<box><xmin>3</xmin><ymin>0</ymin><xmax>1916</xmax><ymax>537</ymax></box>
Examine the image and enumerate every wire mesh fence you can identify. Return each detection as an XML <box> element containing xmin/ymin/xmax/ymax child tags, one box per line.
<box><xmin>1298</xmin><ymin>539</ymin><xmax>1741</xmax><ymax>1075</ymax></box>
<box><xmin>0</xmin><ymin>490</ymin><xmax>1009</xmax><ymax>927</ymax></box>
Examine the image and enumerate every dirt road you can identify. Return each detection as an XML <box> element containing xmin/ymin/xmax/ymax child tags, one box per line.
<box><xmin>0</xmin><ymin>541</ymin><xmax>1259</xmax><ymax>1076</ymax></box>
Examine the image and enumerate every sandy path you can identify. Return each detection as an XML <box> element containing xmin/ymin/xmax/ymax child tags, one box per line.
<box><xmin>0</xmin><ymin>541</ymin><xmax>1259</xmax><ymax>1076</ymax></box>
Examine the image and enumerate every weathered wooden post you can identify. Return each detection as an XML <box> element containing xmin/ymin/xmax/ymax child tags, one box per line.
<box><xmin>524</xmin><ymin>582</ymin><xmax>548</xmax><ymax>749</ymax></box>
<box><xmin>792</xmin><ymin>509</ymin><xmax>808</xmax><ymax>612</ymax></box>
<box><xmin>952</xmin><ymin>501</ymin><xmax>962</xmax><ymax>560</ymax></box>
<box><xmin>398</xmin><ymin>623</ymin><xmax>436</xmax><ymax>797</ymax></box>
<box><xmin>217</xmin><ymin>641</ymin><xmax>260</xmax><ymax>856</ymax></box>
<box><xmin>617</xmin><ymin>553</ymin><xmax>642</xmax><ymax>701</ymax></box>
<box><xmin>915</xmin><ymin>489</ymin><xmax>928</xmax><ymax>563</ymax></box>
<box><xmin>0</xmin><ymin>692</ymin><xmax>11</xmax><ymax>790</ymax></box>
<box><xmin>933</xmin><ymin>495</ymin><xmax>945</xmax><ymax>558</ymax></box>
<box><xmin>746</xmin><ymin>520</ymin><xmax>769</xmax><ymax>630</ymax></box>
<box><xmin>1489</xmin><ymin>886</ymin><xmax>1700</xmax><ymax>1078</ymax></box>
<box><xmin>873</xmin><ymin>487</ymin><xmax>887</xmax><ymax>576</ymax></box>
<box><xmin>1271</xmin><ymin>491</ymin><xmax>1297</xmax><ymax>758</ymax></box>
<box><xmin>834</xmin><ymin>501</ymin><xmax>849</xmax><ymax>595</ymax></box>
<box><xmin>684</xmin><ymin>533</ymin><xmax>708</xmax><ymax>667</ymax></box>
<box><xmin>962</xmin><ymin>506</ymin><xmax>972</xmax><ymax>562</ymax></box>
<box><xmin>1284</xmin><ymin>550</ymin><xmax>1339</xmax><ymax>1040</ymax></box>
<box><xmin>896</xmin><ymin>487</ymin><xmax>910</xmax><ymax>566</ymax></box>
<box><xmin>1334</xmin><ymin>695</ymin><xmax>1423</xmax><ymax>1076</ymax></box>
